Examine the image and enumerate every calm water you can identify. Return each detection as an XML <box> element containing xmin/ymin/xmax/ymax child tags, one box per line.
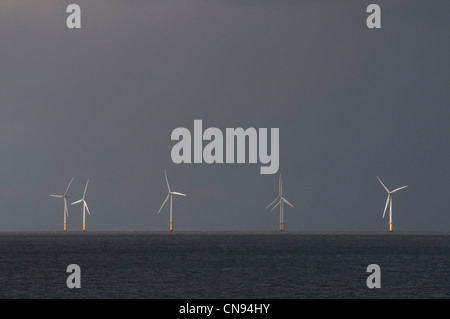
<box><xmin>0</xmin><ymin>232</ymin><xmax>449</xmax><ymax>299</ymax></box>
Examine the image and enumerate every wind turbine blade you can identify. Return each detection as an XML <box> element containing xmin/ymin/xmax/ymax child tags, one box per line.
<box><xmin>391</xmin><ymin>185</ymin><xmax>408</xmax><ymax>193</ymax></box>
<box><xmin>265</xmin><ymin>196</ymin><xmax>279</xmax><ymax>210</ymax></box>
<box><xmin>157</xmin><ymin>194</ymin><xmax>170</xmax><ymax>214</ymax></box>
<box><xmin>82</xmin><ymin>180</ymin><xmax>89</xmax><ymax>199</ymax></box>
<box><xmin>171</xmin><ymin>191</ymin><xmax>187</xmax><ymax>196</ymax></box>
<box><xmin>270</xmin><ymin>200</ymin><xmax>281</xmax><ymax>212</ymax></box>
<box><xmin>64</xmin><ymin>177</ymin><xmax>74</xmax><ymax>196</ymax></box>
<box><xmin>377</xmin><ymin>176</ymin><xmax>390</xmax><ymax>193</ymax></box>
<box><xmin>84</xmin><ymin>201</ymin><xmax>91</xmax><ymax>215</ymax></box>
<box><xmin>282</xmin><ymin>197</ymin><xmax>294</xmax><ymax>208</ymax></box>
<box><xmin>164</xmin><ymin>170</ymin><xmax>171</xmax><ymax>192</ymax></box>
<box><xmin>382</xmin><ymin>194</ymin><xmax>390</xmax><ymax>218</ymax></box>
<box><xmin>71</xmin><ymin>199</ymin><xmax>83</xmax><ymax>205</ymax></box>
<box><xmin>50</xmin><ymin>195</ymin><xmax>63</xmax><ymax>198</ymax></box>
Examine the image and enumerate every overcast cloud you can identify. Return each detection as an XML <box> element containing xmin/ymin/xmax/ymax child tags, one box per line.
<box><xmin>0</xmin><ymin>0</ymin><xmax>449</xmax><ymax>231</ymax></box>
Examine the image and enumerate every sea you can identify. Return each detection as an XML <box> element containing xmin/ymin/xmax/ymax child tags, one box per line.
<box><xmin>0</xmin><ymin>231</ymin><xmax>449</xmax><ymax>299</ymax></box>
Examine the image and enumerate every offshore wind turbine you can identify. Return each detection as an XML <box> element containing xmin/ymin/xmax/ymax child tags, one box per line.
<box><xmin>71</xmin><ymin>180</ymin><xmax>91</xmax><ymax>231</ymax></box>
<box><xmin>377</xmin><ymin>176</ymin><xmax>408</xmax><ymax>232</ymax></box>
<box><xmin>157</xmin><ymin>170</ymin><xmax>186</xmax><ymax>231</ymax></box>
<box><xmin>265</xmin><ymin>175</ymin><xmax>294</xmax><ymax>231</ymax></box>
<box><xmin>50</xmin><ymin>177</ymin><xmax>74</xmax><ymax>231</ymax></box>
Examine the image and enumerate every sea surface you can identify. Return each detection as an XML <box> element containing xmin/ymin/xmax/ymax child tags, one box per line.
<box><xmin>0</xmin><ymin>231</ymin><xmax>449</xmax><ymax>299</ymax></box>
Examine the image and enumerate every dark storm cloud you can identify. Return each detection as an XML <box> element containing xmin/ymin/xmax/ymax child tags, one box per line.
<box><xmin>0</xmin><ymin>0</ymin><xmax>449</xmax><ymax>231</ymax></box>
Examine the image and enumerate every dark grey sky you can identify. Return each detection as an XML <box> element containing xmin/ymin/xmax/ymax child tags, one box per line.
<box><xmin>1</xmin><ymin>0</ymin><xmax>449</xmax><ymax>231</ymax></box>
